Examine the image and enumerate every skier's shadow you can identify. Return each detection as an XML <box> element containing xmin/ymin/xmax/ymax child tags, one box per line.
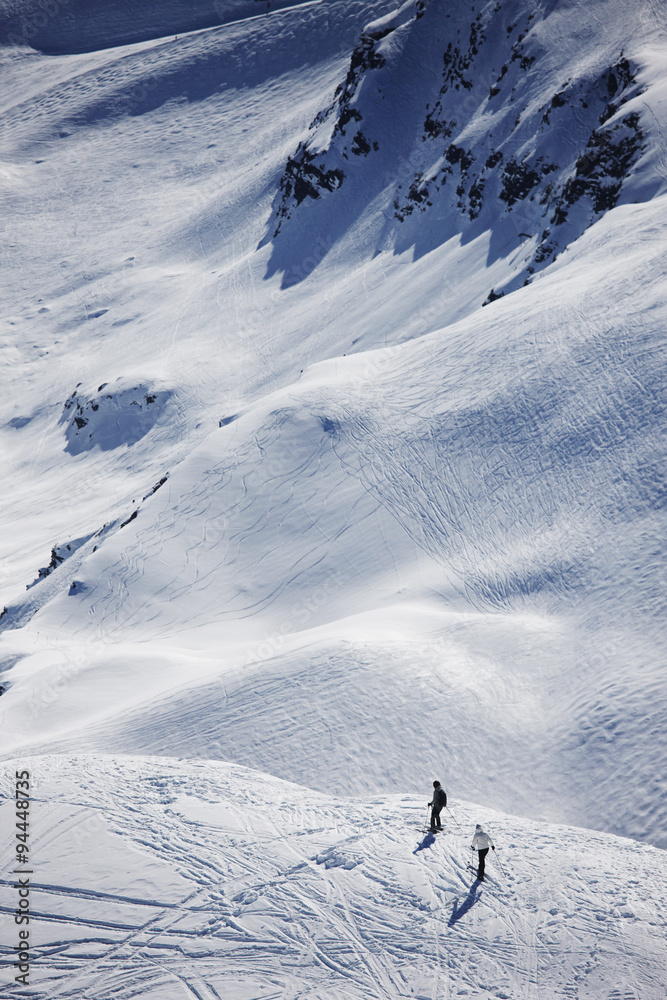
<box><xmin>413</xmin><ymin>831</ymin><xmax>436</xmax><ymax>854</ymax></box>
<box><xmin>448</xmin><ymin>881</ymin><xmax>481</xmax><ymax>926</ymax></box>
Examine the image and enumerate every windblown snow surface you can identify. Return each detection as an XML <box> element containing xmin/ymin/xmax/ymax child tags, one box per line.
<box><xmin>1</xmin><ymin>0</ymin><xmax>666</xmax><ymax>997</ymax></box>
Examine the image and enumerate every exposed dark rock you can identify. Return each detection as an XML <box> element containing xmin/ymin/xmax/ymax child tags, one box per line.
<box><xmin>551</xmin><ymin>112</ymin><xmax>644</xmax><ymax>221</ymax></box>
<box><xmin>445</xmin><ymin>144</ymin><xmax>474</xmax><ymax>172</ymax></box>
<box><xmin>268</xmin><ymin>1</ymin><xmax>649</xmax><ymax>296</ymax></box>
<box><xmin>28</xmin><ymin>534</ymin><xmax>95</xmax><ymax>590</ymax></box>
<box><xmin>482</xmin><ymin>288</ymin><xmax>505</xmax><ymax>306</ymax></box>
<box><xmin>468</xmin><ymin>178</ymin><xmax>485</xmax><ymax>219</ymax></box>
<box><xmin>120</xmin><ymin>509</ymin><xmax>139</xmax><ymax>529</ymax></box>
<box><xmin>423</xmin><ymin>110</ymin><xmax>455</xmax><ymax>141</ymax></box>
<box><xmin>441</xmin><ymin>42</ymin><xmax>473</xmax><ymax>91</ymax></box>
<box><xmin>36</xmin><ymin>547</ymin><xmax>66</xmax><ymax>581</ymax></box>
<box><xmin>542</xmin><ymin>87</ymin><xmax>569</xmax><ymax>124</ymax></box>
<box><xmin>337</xmin><ymin>106</ymin><xmax>362</xmax><ymax>135</ymax></box>
<box><xmin>143</xmin><ymin>475</ymin><xmax>169</xmax><ymax>501</ymax></box>
<box><xmin>330</xmin><ymin>30</ymin><xmax>386</xmax><ymax>143</ymax></box>
<box><xmin>351</xmin><ymin>131</ymin><xmax>372</xmax><ymax>156</ymax></box>
<box><xmin>535</xmin><ymin>235</ymin><xmax>557</xmax><ymax>263</ymax></box>
<box><xmin>272</xmin><ymin>27</ymin><xmax>387</xmax><ymax>233</ymax></box>
<box><xmin>468</xmin><ymin>13</ymin><xmax>485</xmax><ymax>56</ymax></box>
<box><xmin>499</xmin><ymin>158</ymin><xmax>541</xmax><ymax>207</ymax></box>
<box><xmin>277</xmin><ymin>144</ymin><xmax>345</xmax><ymax>216</ymax></box>
<box><xmin>395</xmin><ymin>171</ymin><xmax>434</xmax><ymax>221</ymax></box>
<box><xmin>61</xmin><ymin>381</ymin><xmax>169</xmax><ymax>454</ymax></box>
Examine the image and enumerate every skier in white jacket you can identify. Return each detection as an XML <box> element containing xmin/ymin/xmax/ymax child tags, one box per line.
<box><xmin>471</xmin><ymin>824</ymin><xmax>495</xmax><ymax>881</ymax></box>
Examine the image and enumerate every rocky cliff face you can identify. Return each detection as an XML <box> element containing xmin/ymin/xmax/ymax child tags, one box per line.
<box><xmin>268</xmin><ymin>0</ymin><xmax>648</xmax><ymax>295</ymax></box>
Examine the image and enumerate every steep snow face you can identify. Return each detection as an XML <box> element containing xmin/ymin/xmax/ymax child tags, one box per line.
<box><xmin>0</xmin><ymin>0</ymin><xmax>666</xmax><ymax>864</ymax></box>
<box><xmin>1</xmin><ymin>755</ymin><xmax>667</xmax><ymax>1000</ymax></box>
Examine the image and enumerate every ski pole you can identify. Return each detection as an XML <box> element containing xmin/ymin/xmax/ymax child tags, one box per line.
<box><xmin>425</xmin><ymin>803</ymin><xmax>431</xmax><ymax>830</ymax></box>
<box><xmin>446</xmin><ymin>805</ymin><xmax>462</xmax><ymax>833</ymax></box>
<box><xmin>494</xmin><ymin>849</ymin><xmax>506</xmax><ymax>877</ymax></box>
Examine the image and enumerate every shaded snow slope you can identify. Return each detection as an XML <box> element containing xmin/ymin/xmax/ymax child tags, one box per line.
<box><xmin>1</xmin><ymin>755</ymin><xmax>666</xmax><ymax>1000</ymax></box>
<box><xmin>0</xmin><ymin>0</ymin><xmax>316</xmax><ymax>53</ymax></box>
<box><xmin>0</xmin><ymin>0</ymin><xmax>665</xmax><ymax>865</ymax></box>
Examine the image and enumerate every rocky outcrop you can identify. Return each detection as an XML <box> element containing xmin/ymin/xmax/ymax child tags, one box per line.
<box><xmin>60</xmin><ymin>379</ymin><xmax>172</xmax><ymax>455</ymax></box>
<box><xmin>272</xmin><ymin>19</ymin><xmax>390</xmax><ymax>235</ymax></box>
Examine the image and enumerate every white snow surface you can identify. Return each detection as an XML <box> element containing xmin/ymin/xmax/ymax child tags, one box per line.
<box><xmin>0</xmin><ymin>0</ymin><xmax>666</xmax><ymax>995</ymax></box>
<box><xmin>1</xmin><ymin>754</ymin><xmax>667</xmax><ymax>1000</ymax></box>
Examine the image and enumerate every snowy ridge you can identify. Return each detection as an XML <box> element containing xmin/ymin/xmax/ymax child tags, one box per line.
<box><xmin>1</xmin><ymin>755</ymin><xmax>666</xmax><ymax>1000</ymax></box>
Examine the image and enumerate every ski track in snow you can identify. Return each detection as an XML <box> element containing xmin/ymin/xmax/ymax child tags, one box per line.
<box><xmin>1</xmin><ymin>756</ymin><xmax>666</xmax><ymax>1000</ymax></box>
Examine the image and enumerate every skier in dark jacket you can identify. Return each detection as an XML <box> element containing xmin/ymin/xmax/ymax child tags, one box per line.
<box><xmin>429</xmin><ymin>780</ymin><xmax>447</xmax><ymax>830</ymax></box>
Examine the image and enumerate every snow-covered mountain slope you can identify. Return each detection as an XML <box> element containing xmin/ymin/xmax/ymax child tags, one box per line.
<box><xmin>0</xmin><ymin>0</ymin><xmax>314</xmax><ymax>53</ymax></box>
<box><xmin>2</xmin><ymin>199</ymin><xmax>666</xmax><ymax>846</ymax></box>
<box><xmin>1</xmin><ymin>754</ymin><xmax>667</xmax><ymax>1000</ymax></box>
<box><xmin>1</xmin><ymin>1</ymin><xmax>666</xmax><ymax>995</ymax></box>
<box><xmin>0</xmin><ymin>0</ymin><xmax>665</xmax><ymax>876</ymax></box>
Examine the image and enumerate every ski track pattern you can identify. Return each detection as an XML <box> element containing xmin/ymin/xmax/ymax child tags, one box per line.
<box><xmin>1</xmin><ymin>756</ymin><xmax>665</xmax><ymax>1000</ymax></box>
<box><xmin>65</xmin><ymin>409</ymin><xmax>367</xmax><ymax>643</ymax></box>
